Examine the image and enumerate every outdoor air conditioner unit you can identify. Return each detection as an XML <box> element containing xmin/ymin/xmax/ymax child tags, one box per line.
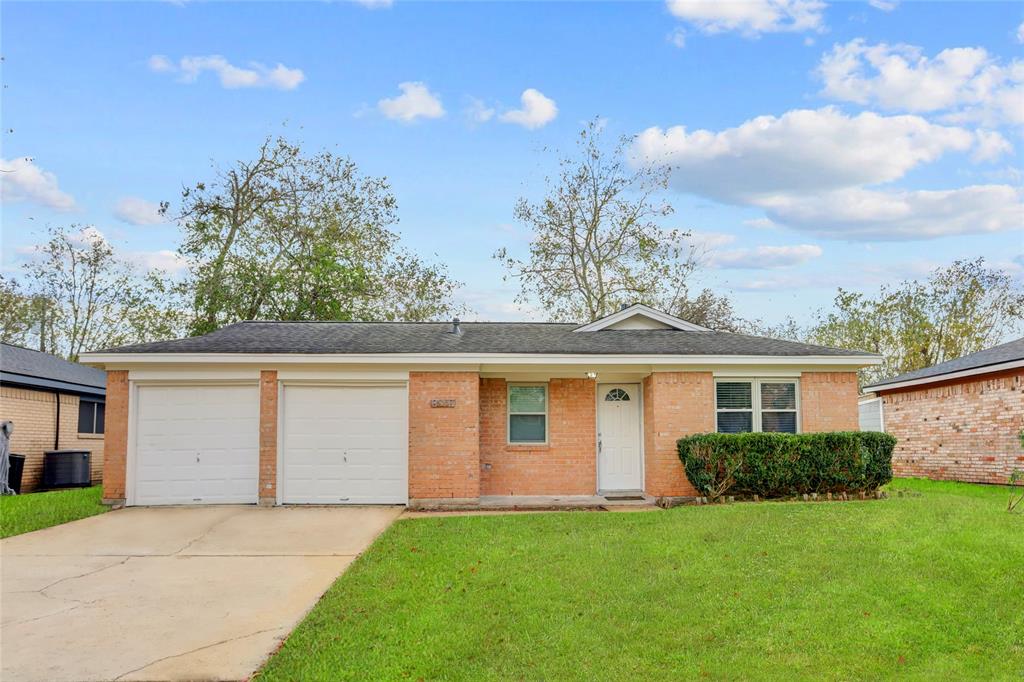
<box><xmin>42</xmin><ymin>450</ymin><xmax>91</xmax><ymax>488</ymax></box>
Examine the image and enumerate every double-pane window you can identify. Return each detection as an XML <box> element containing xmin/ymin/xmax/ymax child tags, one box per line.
<box><xmin>715</xmin><ymin>380</ymin><xmax>798</xmax><ymax>433</ymax></box>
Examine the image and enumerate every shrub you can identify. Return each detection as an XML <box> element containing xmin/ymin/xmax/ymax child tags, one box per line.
<box><xmin>677</xmin><ymin>431</ymin><xmax>896</xmax><ymax>499</ymax></box>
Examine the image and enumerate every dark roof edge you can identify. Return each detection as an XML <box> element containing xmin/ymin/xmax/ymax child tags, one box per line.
<box><xmin>864</xmin><ymin>357</ymin><xmax>1022</xmax><ymax>390</ymax></box>
<box><xmin>1</xmin><ymin>371</ymin><xmax>106</xmax><ymax>396</ymax></box>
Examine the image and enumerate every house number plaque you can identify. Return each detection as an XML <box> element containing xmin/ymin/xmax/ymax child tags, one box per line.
<box><xmin>431</xmin><ymin>399</ymin><xmax>456</xmax><ymax>408</ymax></box>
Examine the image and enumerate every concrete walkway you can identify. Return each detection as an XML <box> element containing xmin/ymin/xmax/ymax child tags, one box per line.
<box><xmin>0</xmin><ymin>505</ymin><xmax>401</xmax><ymax>682</ymax></box>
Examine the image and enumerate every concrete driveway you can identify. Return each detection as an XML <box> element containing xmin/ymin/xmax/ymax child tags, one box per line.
<box><xmin>0</xmin><ymin>505</ymin><xmax>401</xmax><ymax>682</ymax></box>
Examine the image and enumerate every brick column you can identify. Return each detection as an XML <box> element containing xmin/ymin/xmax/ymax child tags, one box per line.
<box><xmin>642</xmin><ymin>372</ymin><xmax>713</xmax><ymax>499</ymax></box>
<box><xmin>102</xmin><ymin>370</ymin><xmax>129</xmax><ymax>505</ymax></box>
<box><xmin>800</xmin><ymin>372</ymin><xmax>859</xmax><ymax>432</ymax></box>
<box><xmin>258</xmin><ymin>370</ymin><xmax>278</xmax><ymax>505</ymax></box>
<box><xmin>408</xmin><ymin>371</ymin><xmax>480</xmax><ymax>508</ymax></box>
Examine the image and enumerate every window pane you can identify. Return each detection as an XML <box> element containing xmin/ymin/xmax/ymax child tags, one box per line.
<box><xmin>761</xmin><ymin>382</ymin><xmax>796</xmax><ymax>410</ymax></box>
<box><xmin>762</xmin><ymin>411</ymin><xmax>797</xmax><ymax>433</ymax></box>
<box><xmin>509</xmin><ymin>386</ymin><xmax>546</xmax><ymax>413</ymax></box>
<box><xmin>78</xmin><ymin>401</ymin><xmax>95</xmax><ymax>434</ymax></box>
<box><xmin>717</xmin><ymin>411</ymin><xmax>753</xmax><ymax>433</ymax></box>
<box><xmin>716</xmin><ymin>382</ymin><xmax>752</xmax><ymax>410</ymax></box>
<box><xmin>95</xmin><ymin>403</ymin><xmax>105</xmax><ymax>434</ymax></box>
<box><xmin>510</xmin><ymin>414</ymin><xmax>546</xmax><ymax>442</ymax></box>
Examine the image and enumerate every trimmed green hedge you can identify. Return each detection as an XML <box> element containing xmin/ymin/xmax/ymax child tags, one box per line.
<box><xmin>677</xmin><ymin>431</ymin><xmax>896</xmax><ymax>499</ymax></box>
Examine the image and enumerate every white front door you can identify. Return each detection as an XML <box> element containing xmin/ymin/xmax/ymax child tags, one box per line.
<box><xmin>133</xmin><ymin>384</ymin><xmax>260</xmax><ymax>505</ymax></box>
<box><xmin>280</xmin><ymin>384</ymin><xmax>408</xmax><ymax>504</ymax></box>
<box><xmin>597</xmin><ymin>384</ymin><xmax>643</xmax><ymax>492</ymax></box>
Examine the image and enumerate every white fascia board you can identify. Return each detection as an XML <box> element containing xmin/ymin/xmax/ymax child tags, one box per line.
<box><xmin>864</xmin><ymin>359</ymin><xmax>1024</xmax><ymax>393</ymax></box>
<box><xmin>572</xmin><ymin>304</ymin><xmax>710</xmax><ymax>332</ymax></box>
<box><xmin>80</xmin><ymin>352</ymin><xmax>882</xmax><ymax>367</ymax></box>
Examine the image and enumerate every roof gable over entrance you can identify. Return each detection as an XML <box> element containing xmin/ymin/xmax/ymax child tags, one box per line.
<box><xmin>573</xmin><ymin>304</ymin><xmax>709</xmax><ymax>333</ymax></box>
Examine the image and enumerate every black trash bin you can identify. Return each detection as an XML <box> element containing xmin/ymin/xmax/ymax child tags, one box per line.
<box><xmin>6</xmin><ymin>453</ymin><xmax>25</xmax><ymax>494</ymax></box>
<box><xmin>42</xmin><ymin>450</ymin><xmax>91</xmax><ymax>488</ymax></box>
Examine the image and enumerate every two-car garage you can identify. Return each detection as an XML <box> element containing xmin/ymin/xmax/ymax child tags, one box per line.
<box><xmin>131</xmin><ymin>381</ymin><xmax>408</xmax><ymax>506</ymax></box>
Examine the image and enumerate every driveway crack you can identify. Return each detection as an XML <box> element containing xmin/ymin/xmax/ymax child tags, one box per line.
<box><xmin>112</xmin><ymin>627</ymin><xmax>283</xmax><ymax>681</ymax></box>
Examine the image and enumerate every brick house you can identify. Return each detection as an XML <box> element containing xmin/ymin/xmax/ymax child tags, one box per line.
<box><xmin>0</xmin><ymin>343</ymin><xmax>106</xmax><ymax>491</ymax></box>
<box><xmin>863</xmin><ymin>337</ymin><xmax>1024</xmax><ymax>485</ymax></box>
<box><xmin>80</xmin><ymin>305</ymin><xmax>878</xmax><ymax>508</ymax></box>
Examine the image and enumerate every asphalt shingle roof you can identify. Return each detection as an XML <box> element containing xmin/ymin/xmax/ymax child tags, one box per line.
<box><xmin>93</xmin><ymin>321</ymin><xmax>873</xmax><ymax>357</ymax></box>
<box><xmin>1</xmin><ymin>343</ymin><xmax>106</xmax><ymax>394</ymax></box>
<box><xmin>865</xmin><ymin>337</ymin><xmax>1024</xmax><ymax>390</ymax></box>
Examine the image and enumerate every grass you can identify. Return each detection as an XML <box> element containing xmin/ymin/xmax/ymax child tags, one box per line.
<box><xmin>259</xmin><ymin>479</ymin><xmax>1024</xmax><ymax>681</ymax></box>
<box><xmin>0</xmin><ymin>485</ymin><xmax>107</xmax><ymax>538</ymax></box>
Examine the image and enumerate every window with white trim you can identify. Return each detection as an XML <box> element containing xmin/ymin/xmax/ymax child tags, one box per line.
<box><xmin>715</xmin><ymin>379</ymin><xmax>798</xmax><ymax>433</ymax></box>
<box><xmin>78</xmin><ymin>399</ymin><xmax>105</xmax><ymax>435</ymax></box>
<box><xmin>508</xmin><ymin>384</ymin><xmax>547</xmax><ymax>443</ymax></box>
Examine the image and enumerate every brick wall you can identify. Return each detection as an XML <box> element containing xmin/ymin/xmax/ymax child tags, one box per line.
<box><xmin>258</xmin><ymin>370</ymin><xmax>278</xmax><ymax>503</ymax></box>
<box><xmin>408</xmin><ymin>371</ymin><xmax>480</xmax><ymax>501</ymax></box>
<box><xmin>800</xmin><ymin>372</ymin><xmax>859</xmax><ymax>432</ymax></box>
<box><xmin>642</xmin><ymin>372</ymin><xmax>713</xmax><ymax>498</ymax></box>
<box><xmin>479</xmin><ymin>378</ymin><xmax>596</xmax><ymax>496</ymax></box>
<box><xmin>102</xmin><ymin>371</ymin><xmax>128</xmax><ymax>502</ymax></box>
<box><xmin>1</xmin><ymin>386</ymin><xmax>106</xmax><ymax>492</ymax></box>
<box><xmin>882</xmin><ymin>369</ymin><xmax>1024</xmax><ymax>484</ymax></box>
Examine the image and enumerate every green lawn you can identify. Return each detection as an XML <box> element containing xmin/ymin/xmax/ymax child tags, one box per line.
<box><xmin>0</xmin><ymin>485</ymin><xmax>107</xmax><ymax>538</ymax></box>
<box><xmin>259</xmin><ymin>479</ymin><xmax>1024</xmax><ymax>681</ymax></box>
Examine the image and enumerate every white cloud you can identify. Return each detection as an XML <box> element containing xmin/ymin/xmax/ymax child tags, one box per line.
<box><xmin>711</xmin><ymin>244</ymin><xmax>823</xmax><ymax>269</ymax></box>
<box><xmin>972</xmin><ymin>129</ymin><xmax>1013</xmax><ymax>162</ymax></box>
<box><xmin>353</xmin><ymin>0</ymin><xmax>393</xmax><ymax>7</ymax></box>
<box><xmin>665</xmin><ymin>0</ymin><xmax>825</xmax><ymax>37</ymax></box>
<box><xmin>686</xmin><ymin>230</ymin><xmax>737</xmax><ymax>251</ymax></box>
<box><xmin>149</xmin><ymin>54</ymin><xmax>305</xmax><ymax>90</ymax></box>
<box><xmin>867</xmin><ymin>0</ymin><xmax>898</xmax><ymax>11</ymax></box>
<box><xmin>1017</xmin><ymin>21</ymin><xmax>1024</xmax><ymax>44</ymax></box>
<box><xmin>633</xmin><ymin>108</ymin><xmax>1020</xmax><ymax>241</ymax></box>
<box><xmin>743</xmin><ymin>217</ymin><xmax>778</xmax><ymax>229</ymax></box>
<box><xmin>499</xmin><ymin>89</ymin><xmax>558</xmax><ymax>129</ymax></box>
<box><xmin>817</xmin><ymin>39</ymin><xmax>1024</xmax><ymax>126</ymax></box>
<box><xmin>114</xmin><ymin>197</ymin><xmax>167</xmax><ymax>226</ymax></box>
<box><xmin>632</xmin><ymin>107</ymin><xmax>979</xmax><ymax>205</ymax></box>
<box><xmin>668</xmin><ymin>28</ymin><xmax>687</xmax><ymax>48</ymax></box>
<box><xmin>465</xmin><ymin>97</ymin><xmax>495</xmax><ymax>124</ymax></box>
<box><xmin>377</xmin><ymin>82</ymin><xmax>445</xmax><ymax>122</ymax></box>
<box><xmin>0</xmin><ymin>157</ymin><xmax>76</xmax><ymax>211</ymax></box>
<box><xmin>126</xmin><ymin>249</ymin><xmax>189</xmax><ymax>274</ymax></box>
<box><xmin>762</xmin><ymin>185</ymin><xmax>1023</xmax><ymax>240</ymax></box>
<box><xmin>148</xmin><ymin>54</ymin><xmax>174</xmax><ymax>72</ymax></box>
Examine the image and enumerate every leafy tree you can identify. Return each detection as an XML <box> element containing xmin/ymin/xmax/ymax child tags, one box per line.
<box><xmin>495</xmin><ymin>119</ymin><xmax>699</xmax><ymax>322</ymax></box>
<box><xmin>809</xmin><ymin>259</ymin><xmax>1024</xmax><ymax>386</ymax></box>
<box><xmin>17</xmin><ymin>226</ymin><xmax>187</xmax><ymax>360</ymax></box>
<box><xmin>173</xmin><ymin>136</ymin><xmax>461</xmax><ymax>335</ymax></box>
<box><xmin>0</xmin><ymin>276</ymin><xmax>54</xmax><ymax>350</ymax></box>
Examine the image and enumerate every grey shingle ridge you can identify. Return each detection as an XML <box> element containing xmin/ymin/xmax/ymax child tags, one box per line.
<box><xmin>92</xmin><ymin>321</ymin><xmax>874</xmax><ymax>357</ymax></box>
<box><xmin>865</xmin><ymin>337</ymin><xmax>1024</xmax><ymax>389</ymax></box>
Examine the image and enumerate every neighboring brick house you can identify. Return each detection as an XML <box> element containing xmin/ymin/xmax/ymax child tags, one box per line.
<box><xmin>863</xmin><ymin>338</ymin><xmax>1024</xmax><ymax>485</ymax></box>
<box><xmin>80</xmin><ymin>304</ymin><xmax>877</xmax><ymax>508</ymax></box>
<box><xmin>0</xmin><ymin>343</ymin><xmax>106</xmax><ymax>491</ymax></box>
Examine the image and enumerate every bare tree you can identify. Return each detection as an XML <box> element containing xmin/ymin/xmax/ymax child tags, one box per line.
<box><xmin>495</xmin><ymin>119</ymin><xmax>699</xmax><ymax>322</ymax></box>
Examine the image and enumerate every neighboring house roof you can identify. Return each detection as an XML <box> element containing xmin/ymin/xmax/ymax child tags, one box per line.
<box><xmin>864</xmin><ymin>337</ymin><xmax>1024</xmax><ymax>392</ymax></box>
<box><xmin>0</xmin><ymin>343</ymin><xmax>107</xmax><ymax>397</ymax></box>
<box><xmin>88</xmin><ymin>320</ymin><xmax>872</xmax><ymax>358</ymax></box>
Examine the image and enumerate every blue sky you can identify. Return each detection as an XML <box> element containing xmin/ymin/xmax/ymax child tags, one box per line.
<box><xmin>2</xmin><ymin>0</ymin><xmax>1022</xmax><ymax>324</ymax></box>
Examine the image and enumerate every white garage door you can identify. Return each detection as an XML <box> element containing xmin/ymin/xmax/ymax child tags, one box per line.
<box><xmin>281</xmin><ymin>385</ymin><xmax>408</xmax><ymax>504</ymax></box>
<box><xmin>134</xmin><ymin>384</ymin><xmax>259</xmax><ymax>505</ymax></box>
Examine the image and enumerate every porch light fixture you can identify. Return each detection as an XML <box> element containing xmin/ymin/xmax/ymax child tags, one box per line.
<box><xmin>585</xmin><ymin>371</ymin><xmax>598</xmax><ymax>379</ymax></box>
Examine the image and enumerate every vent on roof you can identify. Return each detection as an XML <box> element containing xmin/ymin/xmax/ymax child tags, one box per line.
<box><xmin>450</xmin><ymin>318</ymin><xmax>463</xmax><ymax>336</ymax></box>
